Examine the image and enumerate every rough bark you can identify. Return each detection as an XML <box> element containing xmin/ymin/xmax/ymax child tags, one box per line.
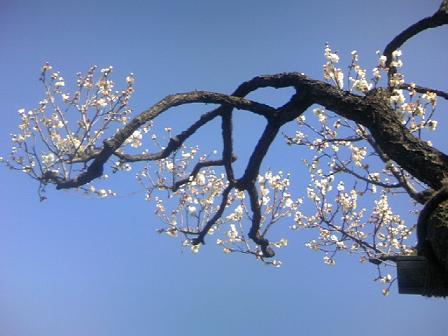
<box><xmin>422</xmin><ymin>201</ymin><xmax>448</xmax><ymax>297</ymax></box>
<box><xmin>428</xmin><ymin>202</ymin><xmax>448</xmax><ymax>269</ymax></box>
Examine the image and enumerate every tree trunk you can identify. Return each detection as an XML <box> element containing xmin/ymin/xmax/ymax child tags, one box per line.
<box><xmin>424</xmin><ymin>201</ymin><xmax>448</xmax><ymax>296</ymax></box>
<box><xmin>428</xmin><ymin>201</ymin><xmax>448</xmax><ymax>269</ymax></box>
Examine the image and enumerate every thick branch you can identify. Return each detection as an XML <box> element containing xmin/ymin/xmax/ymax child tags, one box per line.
<box><xmin>221</xmin><ymin>110</ymin><xmax>235</xmax><ymax>183</ymax></box>
<box><xmin>106</xmin><ymin>91</ymin><xmax>275</xmax><ymax>150</ymax></box>
<box><xmin>46</xmin><ymin>91</ymin><xmax>276</xmax><ymax>189</ymax></box>
<box><xmin>46</xmin><ymin>72</ymin><xmax>448</xmax><ymax>194</ymax></box>
<box><xmin>238</xmin><ymin>122</ymin><xmax>281</xmax><ymax>188</ymax></box>
<box><xmin>238</xmin><ymin>92</ymin><xmax>312</xmax><ymax>188</ymax></box>
<box><xmin>247</xmin><ymin>183</ymin><xmax>275</xmax><ymax>258</ymax></box>
<box><xmin>303</xmin><ymin>84</ymin><xmax>448</xmax><ymax>189</ymax></box>
<box><xmin>383</xmin><ymin>8</ymin><xmax>448</xmax><ymax>76</ymax></box>
<box><xmin>363</xmin><ymin>132</ymin><xmax>428</xmax><ymax>204</ymax></box>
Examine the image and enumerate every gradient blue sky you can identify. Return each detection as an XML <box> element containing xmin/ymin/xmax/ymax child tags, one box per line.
<box><xmin>1</xmin><ymin>1</ymin><xmax>447</xmax><ymax>335</ymax></box>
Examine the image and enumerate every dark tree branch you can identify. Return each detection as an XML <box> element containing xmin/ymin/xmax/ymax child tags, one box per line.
<box><xmin>334</xmin><ymin>164</ymin><xmax>402</xmax><ymax>190</ymax></box>
<box><xmin>221</xmin><ymin>110</ymin><xmax>235</xmax><ymax>183</ymax></box>
<box><xmin>307</xmin><ymin>85</ymin><xmax>448</xmax><ymax>190</ymax></box>
<box><xmin>191</xmin><ymin>185</ymin><xmax>232</xmax><ymax>245</ymax></box>
<box><xmin>399</xmin><ymin>83</ymin><xmax>448</xmax><ymax>101</ymax></box>
<box><xmin>247</xmin><ymin>183</ymin><xmax>275</xmax><ymax>258</ymax></box>
<box><xmin>363</xmin><ymin>132</ymin><xmax>428</xmax><ymax>204</ymax></box>
<box><xmin>237</xmin><ymin>92</ymin><xmax>312</xmax><ymax>188</ymax></box>
<box><xmin>383</xmin><ymin>8</ymin><xmax>448</xmax><ymax>78</ymax></box>
<box><xmin>236</xmin><ymin>73</ymin><xmax>447</xmax><ymax>190</ymax></box>
<box><xmin>107</xmin><ymin>91</ymin><xmax>276</xmax><ymax>151</ymax></box>
<box><xmin>114</xmin><ymin>107</ymin><xmax>222</xmax><ymax>162</ymax></box>
<box><xmin>171</xmin><ymin>155</ymin><xmax>237</xmax><ymax>192</ymax></box>
<box><xmin>43</xmin><ymin>91</ymin><xmax>276</xmax><ymax>189</ymax></box>
<box><xmin>238</xmin><ymin>122</ymin><xmax>282</xmax><ymax>189</ymax></box>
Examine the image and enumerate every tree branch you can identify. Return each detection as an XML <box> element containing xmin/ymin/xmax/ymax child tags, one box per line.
<box><xmin>221</xmin><ymin>109</ymin><xmax>235</xmax><ymax>183</ymax></box>
<box><xmin>191</xmin><ymin>185</ymin><xmax>232</xmax><ymax>245</ymax></box>
<box><xmin>383</xmin><ymin>8</ymin><xmax>448</xmax><ymax>78</ymax></box>
<box><xmin>171</xmin><ymin>155</ymin><xmax>237</xmax><ymax>192</ymax></box>
<box><xmin>247</xmin><ymin>183</ymin><xmax>274</xmax><ymax>258</ymax></box>
<box><xmin>44</xmin><ymin>91</ymin><xmax>276</xmax><ymax>189</ymax></box>
<box><xmin>399</xmin><ymin>83</ymin><xmax>448</xmax><ymax>101</ymax></box>
<box><xmin>113</xmin><ymin>107</ymin><xmax>221</xmax><ymax>162</ymax></box>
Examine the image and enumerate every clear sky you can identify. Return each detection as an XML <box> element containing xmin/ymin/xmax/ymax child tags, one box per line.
<box><xmin>1</xmin><ymin>1</ymin><xmax>447</xmax><ymax>335</ymax></box>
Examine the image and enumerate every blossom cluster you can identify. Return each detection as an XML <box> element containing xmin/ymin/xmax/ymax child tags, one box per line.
<box><xmin>440</xmin><ymin>0</ymin><xmax>448</xmax><ymax>13</ymax></box>
<box><xmin>298</xmin><ymin>46</ymin><xmax>440</xmax><ymax>292</ymax></box>
<box><xmin>348</xmin><ymin>50</ymin><xmax>373</xmax><ymax>93</ymax></box>
<box><xmin>323</xmin><ymin>44</ymin><xmax>344</xmax><ymax>89</ymax></box>
<box><xmin>3</xmin><ymin>64</ymin><xmax>140</xmax><ymax>198</ymax></box>
<box><xmin>137</xmin><ymin>147</ymin><xmax>294</xmax><ymax>267</ymax></box>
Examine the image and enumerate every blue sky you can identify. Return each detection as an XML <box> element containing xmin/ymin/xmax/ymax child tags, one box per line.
<box><xmin>1</xmin><ymin>1</ymin><xmax>447</xmax><ymax>335</ymax></box>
